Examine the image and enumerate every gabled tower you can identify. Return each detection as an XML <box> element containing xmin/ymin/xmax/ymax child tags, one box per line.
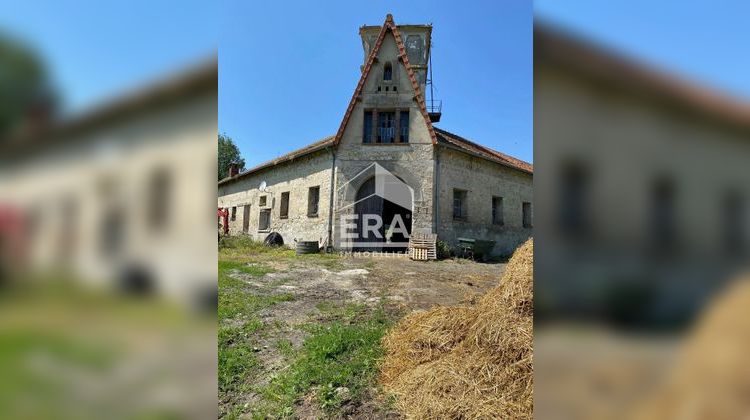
<box><xmin>359</xmin><ymin>20</ymin><xmax>440</xmax><ymax>122</ymax></box>
<box><xmin>333</xmin><ymin>14</ymin><xmax>438</xmax><ymax>148</ymax></box>
<box><xmin>360</xmin><ymin>23</ymin><xmax>431</xmax><ymax>91</ymax></box>
<box><xmin>332</xmin><ymin>14</ymin><xmax>439</xmax><ymax>244</ymax></box>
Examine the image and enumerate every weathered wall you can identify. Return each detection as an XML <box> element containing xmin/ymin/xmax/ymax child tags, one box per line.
<box><xmin>436</xmin><ymin>147</ymin><xmax>533</xmax><ymax>256</ymax></box>
<box><xmin>535</xmin><ymin>68</ymin><xmax>750</xmax><ymax>257</ymax></box>
<box><xmin>218</xmin><ymin>149</ymin><xmax>333</xmax><ymax>246</ymax></box>
<box><xmin>534</xmin><ymin>65</ymin><xmax>750</xmax><ymax>319</ymax></box>
<box><xmin>0</xmin><ymin>91</ymin><xmax>218</xmax><ymax>303</ymax></box>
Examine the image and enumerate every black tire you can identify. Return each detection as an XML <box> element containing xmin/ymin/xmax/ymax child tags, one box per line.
<box><xmin>264</xmin><ymin>232</ymin><xmax>284</xmax><ymax>247</ymax></box>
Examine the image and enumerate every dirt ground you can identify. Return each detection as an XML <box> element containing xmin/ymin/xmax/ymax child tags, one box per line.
<box><xmin>534</xmin><ymin>327</ymin><xmax>680</xmax><ymax>420</ymax></box>
<box><xmin>254</xmin><ymin>254</ymin><xmax>505</xmax><ymax>312</ymax></box>
<box><xmin>225</xmin><ymin>252</ymin><xmax>506</xmax><ymax>418</ymax></box>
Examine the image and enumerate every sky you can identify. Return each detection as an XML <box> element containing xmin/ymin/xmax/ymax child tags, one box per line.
<box><xmin>4</xmin><ymin>1</ymin><xmax>748</xmax><ymax>169</ymax></box>
<box><xmin>535</xmin><ymin>1</ymin><xmax>750</xmax><ymax>100</ymax></box>
<box><xmin>219</xmin><ymin>0</ymin><xmax>534</xmax><ymax>167</ymax></box>
<box><xmin>0</xmin><ymin>0</ymin><xmax>216</xmax><ymax>116</ymax></box>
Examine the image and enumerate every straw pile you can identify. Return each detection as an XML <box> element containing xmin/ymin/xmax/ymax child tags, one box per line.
<box><xmin>634</xmin><ymin>275</ymin><xmax>750</xmax><ymax>420</ymax></box>
<box><xmin>380</xmin><ymin>239</ymin><xmax>533</xmax><ymax>419</ymax></box>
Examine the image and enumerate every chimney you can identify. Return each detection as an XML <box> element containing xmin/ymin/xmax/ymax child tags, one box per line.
<box><xmin>228</xmin><ymin>162</ymin><xmax>240</xmax><ymax>178</ymax></box>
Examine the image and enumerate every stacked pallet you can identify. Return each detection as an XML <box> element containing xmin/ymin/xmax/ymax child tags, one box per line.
<box><xmin>409</xmin><ymin>232</ymin><xmax>437</xmax><ymax>260</ymax></box>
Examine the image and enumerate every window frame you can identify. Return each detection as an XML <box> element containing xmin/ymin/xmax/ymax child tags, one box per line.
<box><xmin>522</xmin><ymin>202</ymin><xmax>533</xmax><ymax>228</ymax></box>
<box><xmin>453</xmin><ymin>189</ymin><xmax>467</xmax><ymax>221</ymax></box>
<box><xmin>147</xmin><ymin>167</ymin><xmax>170</xmax><ymax>230</ymax></box>
<box><xmin>383</xmin><ymin>61</ymin><xmax>393</xmax><ymax>81</ymax></box>
<box><xmin>377</xmin><ymin>111</ymin><xmax>396</xmax><ymax>143</ymax></box>
<box><xmin>399</xmin><ymin>110</ymin><xmax>409</xmax><ymax>143</ymax></box>
<box><xmin>363</xmin><ymin>111</ymin><xmax>373</xmax><ymax>143</ymax></box>
<box><xmin>307</xmin><ymin>186</ymin><xmax>320</xmax><ymax>218</ymax></box>
<box><xmin>279</xmin><ymin>191</ymin><xmax>290</xmax><ymax>219</ymax></box>
<box><xmin>492</xmin><ymin>196</ymin><xmax>504</xmax><ymax>226</ymax></box>
<box><xmin>258</xmin><ymin>208</ymin><xmax>271</xmax><ymax>232</ymax></box>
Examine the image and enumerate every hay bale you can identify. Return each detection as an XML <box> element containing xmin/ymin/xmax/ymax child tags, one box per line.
<box><xmin>380</xmin><ymin>239</ymin><xmax>533</xmax><ymax>419</ymax></box>
<box><xmin>634</xmin><ymin>275</ymin><xmax>750</xmax><ymax>420</ymax></box>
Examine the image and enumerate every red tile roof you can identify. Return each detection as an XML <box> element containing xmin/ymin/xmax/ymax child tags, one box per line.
<box><xmin>333</xmin><ymin>14</ymin><xmax>437</xmax><ymax>146</ymax></box>
<box><xmin>535</xmin><ymin>22</ymin><xmax>750</xmax><ymax>132</ymax></box>
<box><xmin>2</xmin><ymin>57</ymin><xmax>217</xmax><ymax>156</ymax></box>
<box><xmin>218</xmin><ymin>126</ymin><xmax>533</xmax><ymax>186</ymax></box>
<box><xmin>434</xmin><ymin>127</ymin><xmax>533</xmax><ymax>173</ymax></box>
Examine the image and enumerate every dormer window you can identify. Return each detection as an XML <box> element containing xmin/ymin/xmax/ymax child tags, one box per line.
<box><xmin>383</xmin><ymin>62</ymin><xmax>392</xmax><ymax>81</ymax></box>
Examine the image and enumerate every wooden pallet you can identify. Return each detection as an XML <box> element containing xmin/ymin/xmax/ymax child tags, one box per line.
<box><xmin>409</xmin><ymin>233</ymin><xmax>437</xmax><ymax>260</ymax></box>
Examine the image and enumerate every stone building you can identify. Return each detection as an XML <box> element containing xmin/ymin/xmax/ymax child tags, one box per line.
<box><xmin>534</xmin><ymin>23</ymin><xmax>750</xmax><ymax>322</ymax></box>
<box><xmin>218</xmin><ymin>15</ymin><xmax>533</xmax><ymax>256</ymax></box>
<box><xmin>0</xmin><ymin>60</ymin><xmax>218</xmax><ymax>305</ymax></box>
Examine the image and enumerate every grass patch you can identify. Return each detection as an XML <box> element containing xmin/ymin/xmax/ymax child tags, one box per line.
<box><xmin>218</xmin><ymin>255</ymin><xmax>296</xmax><ymax>407</ymax></box>
<box><xmin>315</xmin><ymin>301</ymin><xmax>368</xmax><ymax>321</ymax></box>
<box><xmin>218</xmin><ymin>238</ymin><xmax>370</xmax><ymax>418</ymax></box>
<box><xmin>275</xmin><ymin>339</ymin><xmax>294</xmax><ymax>358</ymax></box>
<box><xmin>218</xmin><ymin>260</ymin><xmax>274</xmax><ymax>277</ymax></box>
<box><xmin>252</xmin><ymin>306</ymin><xmax>391</xmax><ymax>418</ymax></box>
<box><xmin>219</xmin><ymin>341</ymin><xmax>260</xmax><ymax>394</ymax></box>
<box><xmin>219</xmin><ymin>236</ymin><xmax>294</xmax><ymax>260</ymax></box>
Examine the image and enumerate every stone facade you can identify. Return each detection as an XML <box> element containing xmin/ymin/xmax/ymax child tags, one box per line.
<box><xmin>334</xmin><ymin>29</ymin><xmax>436</xmax><ymax>236</ymax></box>
<box><xmin>218</xmin><ymin>18</ymin><xmax>532</xmax><ymax>256</ymax></box>
<box><xmin>0</xmin><ymin>63</ymin><xmax>218</xmax><ymax>305</ymax></box>
<box><xmin>218</xmin><ymin>149</ymin><xmax>333</xmax><ymax>244</ymax></box>
<box><xmin>534</xmin><ymin>25</ymin><xmax>750</xmax><ymax>320</ymax></box>
<box><xmin>437</xmin><ymin>148</ymin><xmax>533</xmax><ymax>255</ymax></box>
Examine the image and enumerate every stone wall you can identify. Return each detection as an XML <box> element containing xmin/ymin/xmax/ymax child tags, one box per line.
<box><xmin>218</xmin><ymin>149</ymin><xmax>333</xmax><ymax>247</ymax></box>
<box><xmin>436</xmin><ymin>147</ymin><xmax>533</xmax><ymax>256</ymax></box>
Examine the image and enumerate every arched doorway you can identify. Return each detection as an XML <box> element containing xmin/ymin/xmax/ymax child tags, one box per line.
<box><xmin>353</xmin><ymin>176</ymin><xmax>412</xmax><ymax>252</ymax></box>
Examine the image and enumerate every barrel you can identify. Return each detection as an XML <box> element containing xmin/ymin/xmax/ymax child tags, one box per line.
<box><xmin>296</xmin><ymin>241</ymin><xmax>319</xmax><ymax>255</ymax></box>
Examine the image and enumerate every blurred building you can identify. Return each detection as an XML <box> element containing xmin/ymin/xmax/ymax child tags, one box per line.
<box><xmin>0</xmin><ymin>60</ymin><xmax>218</xmax><ymax>306</ymax></box>
<box><xmin>535</xmin><ymin>23</ymin><xmax>750</xmax><ymax>325</ymax></box>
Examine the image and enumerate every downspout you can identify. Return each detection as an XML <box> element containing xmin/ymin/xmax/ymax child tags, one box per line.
<box><xmin>433</xmin><ymin>146</ymin><xmax>440</xmax><ymax>234</ymax></box>
<box><xmin>326</xmin><ymin>146</ymin><xmax>336</xmax><ymax>252</ymax></box>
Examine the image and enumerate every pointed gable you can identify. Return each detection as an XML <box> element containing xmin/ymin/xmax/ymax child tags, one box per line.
<box><xmin>333</xmin><ymin>14</ymin><xmax>437</xmax><ymax>146</ymax></box>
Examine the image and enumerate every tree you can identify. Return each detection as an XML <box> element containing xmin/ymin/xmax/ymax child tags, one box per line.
<box><xmin>218</xmin><ymin>133</ymin><xmax>245</xmax><ymax>180</ymax></box>
<box><xmin>0</xmin><ymin>34</ymin><xmax>57</xmax><ymax>141</ymax></box>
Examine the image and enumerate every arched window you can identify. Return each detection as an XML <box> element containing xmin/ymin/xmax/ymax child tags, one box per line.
<box><xmin>383</xmin><ymin>62</ymin><xmax>392</xmax><ymax>81</ymax></box>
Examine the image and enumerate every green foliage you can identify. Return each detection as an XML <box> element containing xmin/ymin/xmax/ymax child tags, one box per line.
<box><xmin>218</xmin><ymin>133</ymin><xmax>246</xmax><ymax>180</ymax></box>
<box><xmin>219</xmin><ymin>235</ymin><xmax>269</xmax><ymax>251</ymax></box>
<box><xmin>436</xmin><ymin>239</ymin><xmax>453</xmax><ymax>259</ymax></box>
<box><xmin>218</xmin><ymin>260</ymin><xmax>273</xmax><ymax>277</ymax></box>
<box><xmin>218</xmin><ymin>239</ymin><xmax>388</xmax><ymax>418</ymax></box>
<box><xmin>253</xmin><ymin>306</ymin><xmax>391</xmax><ymax>418</ymax></box>
<box><xmin>218</xmin><ymin>341</ymin><xmax>259</xmax><ymax>393</ymax></box>
<box><xmin>218</xmin><ymin>258</ymin><xmax>294</xmax><ymax>397</ymax></box>
<box><xmin>0</xmin><ymin>34</ymin><xmax>56</xmax><ymax>141</ymax></box>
